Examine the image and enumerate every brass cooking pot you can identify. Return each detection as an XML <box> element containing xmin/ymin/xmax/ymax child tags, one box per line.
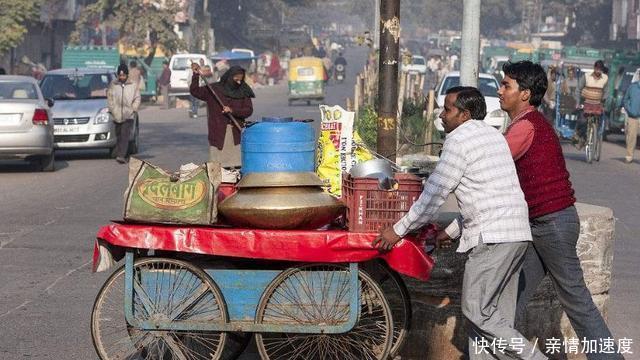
<box><xmin>218</xmin><ymin>185</ymin><xmax>345</xmax><ymax>230</ymax></box>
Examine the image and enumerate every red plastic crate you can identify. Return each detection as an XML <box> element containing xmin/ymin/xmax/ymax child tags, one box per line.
<box><xmin>342</xmin><ymin>173</ymin><xmax>423</xmax><ymax>232</ymax></box>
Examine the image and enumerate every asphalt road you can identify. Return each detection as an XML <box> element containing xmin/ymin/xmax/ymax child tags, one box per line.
<box><xmin>1</xmin><ymin>47</ymin><xmax>638</xmax><ymax>359</ymax></box>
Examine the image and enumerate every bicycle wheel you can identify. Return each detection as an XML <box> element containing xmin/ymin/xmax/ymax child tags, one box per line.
<box><xmin>91</xmin><ymin>257</ymin><xmax>228</xmax><ymax>360</ymax></box>
<box><xmin>585</xmin><ymin>117</ymin><xmax>596</xmax><ymax>164</ymax></box>
<box><xmin>361</xmin><ymin>260</ymin><xmax>411</xmax><ymax>359</ymax></box>
<box><xmin>595</xmin><ymin>121</ymin><xmax>603</xmax><ymax>162</ymax></box>
<box><xmin>255</xmin><ymin>264</ymin><xmax>393</xmax><ymax>360</ymax></box>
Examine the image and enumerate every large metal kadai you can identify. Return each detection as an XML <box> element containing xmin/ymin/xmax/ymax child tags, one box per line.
<box><xmin>218</xmin><ymin>172</ymin><xmax>345</xmax><ymax>230</ymax></box>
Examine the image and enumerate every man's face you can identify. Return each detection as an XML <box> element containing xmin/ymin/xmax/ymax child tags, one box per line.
<box><xmin>232</xmin><ymin>73</ymin><xmax>244</xmax><ymax>84</ymax></box>
<box><xmin>118</xmin><ymin>73</ymin><xmax>128</xmax><ymax>83</ymax></box>
<box><xmin>498</xmin><ymin>75</ymin><xmax>528</xmax><ymax>113</ymax></box>
<box><xmin>593</xmin><ymin>67</ymin><xmax>602</xmax><ymax>77</ymax></box>
<box><xmin>440</xmin><ymin>93</ymin><xmax>468</xmax><ymax>133</ymax></box>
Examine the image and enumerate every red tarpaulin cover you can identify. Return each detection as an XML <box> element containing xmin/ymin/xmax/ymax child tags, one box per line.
<box><xmin>94</xmin><ymin>223</ymin><xmax>435</xmax><ymax>281</ymax></box>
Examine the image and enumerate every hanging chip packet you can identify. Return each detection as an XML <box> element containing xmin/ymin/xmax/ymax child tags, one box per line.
<box><xmin>123</xmin><ymin>158</ymin><xmax>221</xmax><ymax>225</ymax></box>
<box><xmin>316</xmin><ymin>104</ymin><xmax>374</xmax><ymax>196</ymax></box>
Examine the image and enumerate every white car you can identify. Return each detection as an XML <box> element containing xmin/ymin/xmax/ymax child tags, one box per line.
<box><xmin>434</xmin><ymin>71</ymin><xmax>510</xmax><ymax>133</ymax></box>
<box><xmin>168</xmin><ymin>53</ymin><xmax>213</xmax><ymax>97</ymax></box>
<box><xmin>403</xmin><ymin>55</ymin><xmax>427</xmax><ymax>75</ymax></box>
<box><xmin>0</xmin><ymin>75</ymin><xmax>55</xmax><ymax>171</ymax></box>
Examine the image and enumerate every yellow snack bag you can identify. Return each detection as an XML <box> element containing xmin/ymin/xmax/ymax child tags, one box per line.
<box><xmin>317</xmin><ymin>105</ymin><xmax>374</xmax><ymax>196</ymax></box>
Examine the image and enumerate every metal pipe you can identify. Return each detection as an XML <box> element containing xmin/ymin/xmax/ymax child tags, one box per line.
<box><xmin>460</xmin><ymin>0</ymin><xmax>481</xmax><ymax>87</ymax></box>
<box><xmin>376</xmin><ymin>0</ymin><xmax>401</xmax><ymax>162</ymax></box>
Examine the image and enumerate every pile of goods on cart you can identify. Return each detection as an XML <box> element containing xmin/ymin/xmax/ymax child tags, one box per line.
<box><xmin>122</xmin><ymin>106</ymin><xmax>428</xmax><ymax>233</ymax></box>
<box><xmin>90</xmin><ymin>105</ymin><xmax>437</xmax><ymax>360</ymax></box>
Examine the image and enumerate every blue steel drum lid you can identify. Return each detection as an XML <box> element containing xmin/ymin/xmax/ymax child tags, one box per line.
<box><xmin>261</xmin><ymin>117</ymin><xmax>294</xmax><ymax>123</ymax></box>
<box><xmin>242</xmin><ymin>122</ymin><xmax>315</xmax><ymax>144</ymax></box>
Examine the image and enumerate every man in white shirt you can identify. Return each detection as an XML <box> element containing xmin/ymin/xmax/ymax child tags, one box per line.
<box><xmin>374</xmin><ymin>86</ymin><xmax>546</xmax><ymax>360</ymax></box>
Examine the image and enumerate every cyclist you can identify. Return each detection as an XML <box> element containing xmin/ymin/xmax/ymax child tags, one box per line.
<box><xmin>573</xmin><ymin>60</ymin><xmax>608</xmax><ymax>149</ymax></box>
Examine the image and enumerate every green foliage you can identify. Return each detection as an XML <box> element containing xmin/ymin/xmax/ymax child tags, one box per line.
<box><xmin>0</xmin><ymin>0</ymin><xmax>41</xmax><ymax>55</ymax></box>
<box><xmin>355</xmin><ymin>105</ymin><xmax>378</xmax><ymax>151</ymax></box>
<box><xmin>69</xmin><ymin>0</ymin><xmax>184</xmax><ymax>55</ymax></box>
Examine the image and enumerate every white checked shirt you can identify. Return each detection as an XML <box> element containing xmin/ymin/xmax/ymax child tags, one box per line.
<box><xmin>393</xmin><ymin>120</ymin><xmax>532</xmax><ymax>252</ymax></box>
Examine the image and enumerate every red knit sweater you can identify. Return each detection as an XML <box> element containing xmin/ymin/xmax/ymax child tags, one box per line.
<box><xmin>515</xmin><ymin>111</ymin><xmax>576</xmax><ymax>218</ymax></box>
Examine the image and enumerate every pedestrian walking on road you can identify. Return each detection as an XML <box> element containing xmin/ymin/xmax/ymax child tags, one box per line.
<box><xmin>374</xmin><ymin>87</ymin><xmax>546</xmax><ymax>360</ymax></box>
<box><xmin>107</xmin><ymin>64</ymin><xmax>141</xmax><ymax>164</ymax></box>
<box><xmin>623</xmin><ymin>68</ymin><xmax>640</xmax><ymax>164</ymax></box>
<box><xmin>128</xmin><ymin>60</ymin><xmax>142</xmax><ymax>90</ymax></box>
<box><xmin>496</xmin><ymin>61</ymin><xmax>622</xmax><ymax>359</ymax></box>
<box><xmin>187</xmin><ymin>59</ymin><xmax>206</xmax><ymax>118</ymax></box>
<box><xmin>190</xmin><ymin>64</ymin><xmax>254</xmax><ymax>168</ymax></box>
<box><xmin>157</xmin><ymin>61</ymin><xmax>171</xmax><ymax>109</ymax></box>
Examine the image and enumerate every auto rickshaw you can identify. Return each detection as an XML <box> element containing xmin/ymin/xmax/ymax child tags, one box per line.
<box><xmin>288</xmin><ymin>56</ymin><xmax>325</xmax><ymax>106</ymax></box>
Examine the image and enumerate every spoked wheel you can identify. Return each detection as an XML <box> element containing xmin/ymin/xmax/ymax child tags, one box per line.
<box><xmin>585</xmin><ymin>118</ymin><xmax>596</xmax><ymax>164</ymax></box>
<box><xmin>91</xmin><ymin>258</ymin><xmax>228</xmax><ymax>360</ymax></box>
<box><xmin>255</xmin><ymin>264</ymin><xmax>393</xmax><ymax>360</ymax></box>
<box><xmin>595</xmin><ymin>122</ymin><xmax>603</xmax><ymax>162</ymax></box>
<box><xmin>361</xmin><ymin>260</ymin><xmax>411</xmax><ymax>359</ymax></box>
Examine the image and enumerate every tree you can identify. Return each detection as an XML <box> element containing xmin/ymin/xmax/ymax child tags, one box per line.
<box><xmin>0</xmin><ymin>0</ymin><xmax>42</xmax><ymax>55</ymax></box>
<box><xmin>69</xmin><ymin>0</ymin><xmax>184</xmax><ymax>60</ymax></box>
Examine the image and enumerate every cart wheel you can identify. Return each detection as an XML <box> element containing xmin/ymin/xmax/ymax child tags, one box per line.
<box><xmin>91</xmin><ymin>258</ymin><xmax>228</xmax><ymax>360</ymax></box>
<box><xmin>361</xmin><ymin>260</ymin><xmax>412</xmax><ymax>359</ymax></box>
<box><xmin>255</xmin><ymin>264</ymin><xmax>393</xmax><ymax>360</ymax></box>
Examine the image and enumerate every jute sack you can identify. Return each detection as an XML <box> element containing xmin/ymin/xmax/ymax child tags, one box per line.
<box><xmin>123</xmin><ymin>158</ymin><xmax>221</xmax><ymax>225</ymax></box>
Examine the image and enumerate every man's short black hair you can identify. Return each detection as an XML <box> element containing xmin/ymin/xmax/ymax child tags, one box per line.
<box><xmin>129</xmin><ymin>60</ymin><xmax>137</xmax><ymax>67</ymax></box>
<box><xmin>594</xmin><ymin>60</ymin><xmax>605</xmax><ymax>70</ymax></box>
<box><xmin>502</xmin><ymin>61</ymin><xmax>547</xmax><ymax>107</ymax></box>
<box><xmin>446</xmin><ymin>86</ymin><xmax>487</xmax><ymax>119</ymax></box>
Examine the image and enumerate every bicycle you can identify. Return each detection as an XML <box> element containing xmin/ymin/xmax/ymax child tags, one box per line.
<box><xmin>583</xmin><ymin>110</ymin><xmax>604</xmax><ymax>163</ymax></box>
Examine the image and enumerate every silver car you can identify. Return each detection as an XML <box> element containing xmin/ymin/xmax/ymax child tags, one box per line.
<box><xmin>0</xmin><ymin>75</ymin><xmax>55</xmax><ymax>171</ymax></box>
<box><xmin>40</xmin><ymin>69</ymin><xmax>139</xmax><ymax>157</ymax></box>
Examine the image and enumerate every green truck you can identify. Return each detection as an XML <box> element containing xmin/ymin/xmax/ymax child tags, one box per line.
<box><xmin>61</xmin><ymin>45</ymin><xmax>160</xmax><ymax>101</ymax></box>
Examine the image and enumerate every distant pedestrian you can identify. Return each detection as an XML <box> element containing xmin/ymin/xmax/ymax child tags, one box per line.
<box><xmin>623</xmin><ymin>68</ymin><xmax>640</xmax><ymax>163</ymax></box>
<box><xmin>190</xmin><ymin>64</ymin><xmax>254</xmax><ymax>168</ymax></box>
<box><xmin>268</xmin><ymin>53</ymin><xmax>281</xmax><ymax>84</ymax></box>
<box><xmin>187</xmin><ymin>59</ymin><xmax>206</xmax><ymax>118</ymax></box>
<box><xmin>128</xmin><ymin>60</ymin><xmax>142</xmax><ymax>90</ymax></box>
<box><xmin>107</xmin><ymin>64</ymin><xmax>141</xmax><ymax>164</ymax></box>
<box><xmin>157</xmin><ymin>61</ymin><xmax>171</xmax><ymax>109</ymax></box>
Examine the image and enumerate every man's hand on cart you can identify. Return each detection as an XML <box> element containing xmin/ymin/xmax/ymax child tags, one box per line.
<box><xmin>373</xmin><ymin>227</ymin><xmax>402</xmax><ymax>252</ymax></box>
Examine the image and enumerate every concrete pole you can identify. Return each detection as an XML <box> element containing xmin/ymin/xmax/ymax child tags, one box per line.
<box><xmin>374</xmin><ymin>0</ymin><xmax>381</xmax><ymax>50</ymax></box>
<box><xmin>460</xmin><ymin>0</ymin><xmax>481</xmax><ymax>87</ymax></box>
<box><xmin>376</xmin><ymin>0</ymin><xmax>401</xmax><ymax>162</ymax></box>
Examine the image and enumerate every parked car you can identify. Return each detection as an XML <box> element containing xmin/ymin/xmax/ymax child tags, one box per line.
<box><xmin>433</xmin><ymin>71</ymin><xmax>510</xmax><ymax>133</ymax></box>
<box><xmin>168</xmin><ymin>53</ymin><xmax>213</xmax><ymax>98</ymax></box>
<box><xmin>39</xmin><ymin>68</ymin><xmax>139</xmax><ymax>157</ymax></box>
<box><xmin>0</xmin><ymin>75</ymin><xmax>55</xmax><ymax>171</ymax></box>
<box><xmin>403</xmin><ymin>55</ymin><xmax>428</xmax><ymax>75</ymax></box>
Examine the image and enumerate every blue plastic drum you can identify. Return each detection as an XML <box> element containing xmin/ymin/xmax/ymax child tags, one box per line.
<box><xmin>241</xmin><ymin>117</ymin><xmax>316</xmax><ymax>174</ymax></box>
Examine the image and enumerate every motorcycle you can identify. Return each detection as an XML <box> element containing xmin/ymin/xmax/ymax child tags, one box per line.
<box><xmin>334</xmin><ymin>64</ymin><xmax>345</xmax><ymax>83</ymax></box>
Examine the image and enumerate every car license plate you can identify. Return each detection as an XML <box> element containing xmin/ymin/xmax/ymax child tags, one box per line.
<box><xmin>54</xmin><ymin>126</ymin><xmax>80</xmax><ymax>134</ymax></box>
<box><xmin>0</xmin><ymin>114</ymin><xmax>22</xmax><ymax>126</ymax></box>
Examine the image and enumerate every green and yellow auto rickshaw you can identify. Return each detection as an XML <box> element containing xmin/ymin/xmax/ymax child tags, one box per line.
<box><xmin>288</xmin><ymin>57</ymin><xmax>326</xmax><ymax>106</ymax></box>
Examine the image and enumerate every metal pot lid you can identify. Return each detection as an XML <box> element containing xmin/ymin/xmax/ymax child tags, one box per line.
<box><xmin>237</xmin><ymin>172</ymin><xmax>325</xmax><ymax>188</ymax></box>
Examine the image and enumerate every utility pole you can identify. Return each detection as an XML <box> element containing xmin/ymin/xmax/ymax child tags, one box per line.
<box><xmin>460</xmin><ymin>0</ymin><xmax>481</xmax><ymax>87</ymax></box>
<box><xmin>374</xmin><ymin>0</ymin><xmax>381</xmax><ymax>49</ymax></box>
<box><xmin>376</xmin><ymin>0</ymin><xmax>401</xmax><ymax>162</ymax></box>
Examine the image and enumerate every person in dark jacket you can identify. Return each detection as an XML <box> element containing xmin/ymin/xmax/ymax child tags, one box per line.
<box><xmin>190</xmin><ymin>64</ymin><xmax>254</xmax><ymax>168</ymax></box>
<box><xmin>157</xmin><ymin>61</ymin><xmax>171</xmax><ymax>109</ymax></box>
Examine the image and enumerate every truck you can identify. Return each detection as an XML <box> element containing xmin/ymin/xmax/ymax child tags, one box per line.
<box><xmin>61</xmin><ymin>45</ymin><xmax>161</xmax><ymax>102</ymax></box>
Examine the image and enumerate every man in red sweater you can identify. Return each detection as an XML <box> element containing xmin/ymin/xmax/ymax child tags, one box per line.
<box><xmin>499</xmin><ymin>61</ymin><xmax>620</xmax><ymax>359</ymax></box>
